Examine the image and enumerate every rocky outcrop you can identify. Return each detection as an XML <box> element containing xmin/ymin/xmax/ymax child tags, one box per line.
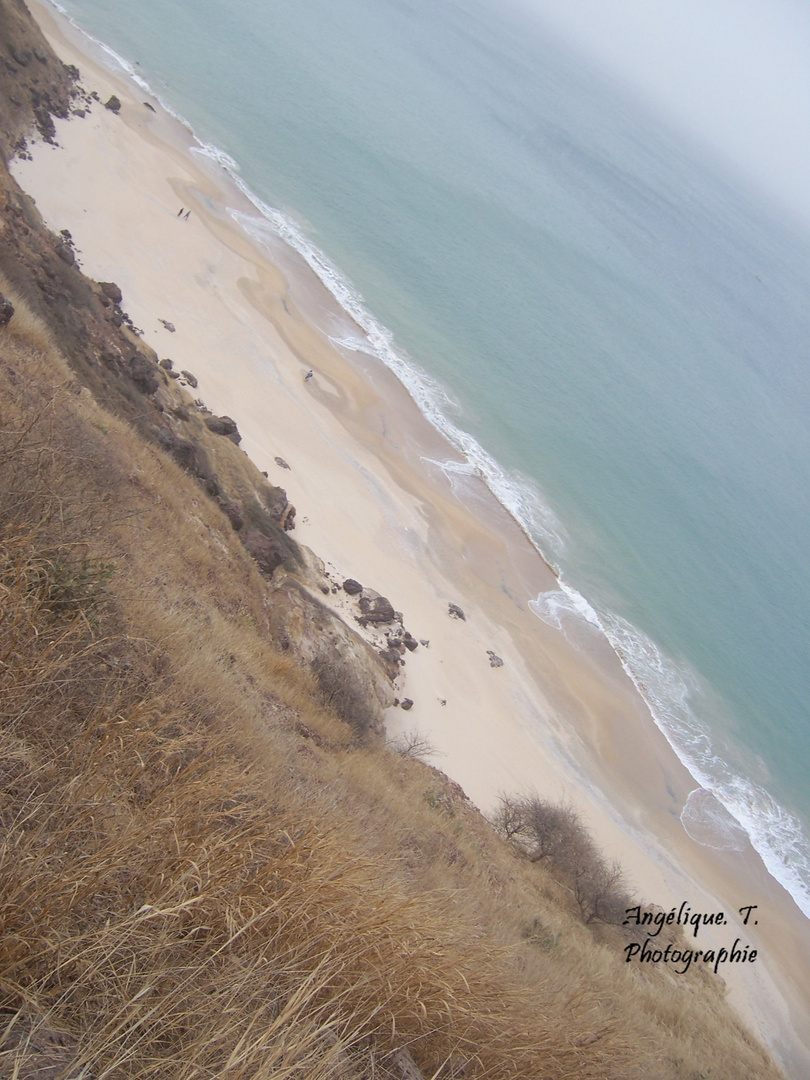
<box><xmin>342</xmin><ymin>578</ymin><xmax>363</xmax><ymax>596</ymax></box>
<box><xmin>267</xmin><ymin>571</ymin><xmax>396</xmax><ymax>737</ymax></box>
<box><xmin>99</xmin><ymin>280</ymin><xmax>122</xmax><ymax>304</ymax></box>
<box><xmin>357</xmin><ymin>591</ymin><xmax>397</xmax><ymax>628</ymax></box>
<box><xmin>204</xmin><ymin>414</ymin><xmax>241</xmax><ymax>444</ymax></box>
<box><xmin>103</xmin><ymin>94</ymin><xmax>121</xmax><ymax>112</ymax></box>
<box><xmin>0</xmin><ymin>0</ymin><xmax>77</xmax><ymax>161</ymax></box>
<box><xmin>243</xmin><ymin>527</ymin><xmax>290</xmax><ymax>576</ymax></box>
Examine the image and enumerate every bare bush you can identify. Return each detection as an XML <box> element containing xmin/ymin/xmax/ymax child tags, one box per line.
<box><xmin>492</xmin><ymin>794</ymin><xmax>633</xmax><ymax>925</ymax></box>
<box><xmin>390</xmin><ymin>729</ymin><xmax>438</xmax><ymax>760</ymax></box>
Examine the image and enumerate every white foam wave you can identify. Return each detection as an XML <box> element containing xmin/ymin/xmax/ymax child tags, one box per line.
<box><xmin>680</xmin><ymin>788</ymin><xmax>749</xmax><ymax>852</ymax></box>
<box><xmin>530</xmin><ymin>593</ymin><xmax>810</xmax><ymax>916</ymax></box>
<box><xmin>229</xmin><ymin>205</ymin><xmax>568</xmax><ymax>558</ymax></box>
<box><xmin>529</xmin><ymin>580</ymin><xmax>603</xmax><ymax>636</ymax></box>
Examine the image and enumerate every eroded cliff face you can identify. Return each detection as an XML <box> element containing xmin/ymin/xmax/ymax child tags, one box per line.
<box><xmin>0</xmin><ymin>0</ymin><xmax>77</xmax><ymax>161</ymax></box>
<box><xmin>0</xmin><ymin>0</ymin><xmax>398</xmax><ymax>735</ymax></box>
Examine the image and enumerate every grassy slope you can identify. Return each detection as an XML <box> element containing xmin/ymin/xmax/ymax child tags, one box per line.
<box><xmin>0</xmin><ymin>8</ymin><xmax>786</xmax><ymax>1078</ymax></box>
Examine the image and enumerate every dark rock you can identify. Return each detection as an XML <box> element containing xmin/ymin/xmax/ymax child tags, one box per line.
<box><xmin>159</xmin><ymin>318</ymin><xmax>176</xmax><ymax>332</ymax></box>
<box><xmin>99</xmin><ymin>281</ymin><xmax>123</xmax><ymax>304</ymax></box>
<box><xmin>342</xmin><ymin>578</ymin><xmax>363</xmax><ymax>595</ymax></box>
<box><xmin>56</xmin><ymin>241</ymin><xmax>75</xmax><ymax>264</ymax></box>
<box><xmin>400</xmin><ymin>699</ymin><xmax>414</xmax><ymax>711</ymax></box>
<box><xmin>0</xmin><ymin>294</ymin><xmax>14</xmax><ymax>328</ymax></box>
<box><xmin>204</xmin><ymin>415</ymin><xmax>241</xmax><ymax>444</ymax></box>
<box><xmin>144</xmin><ymin>101</ymin><xmax>156</xmax><ymax>112</ymax></box>
<box><xmin>357</xmin><ymin>594</ymin><xmax>397</xmax><ymax>627</ymax></box>
<box><xmin>243</xmin><ymin>527</ymin><xmax>288</xmax><ymax>577</ymax></box>
<box><xmin>180</xmin><ymin>369</ymin><xmax>198</xmax><ymax>387</ymax></box>
<box><xmin>170</xmin><ymin>405</ymin><xmax>190</xmax><ymax>421</ymax></box>
<box><xmin>104</xmin><ymin>94</ymin><xmax>121</xmax><ymax>113</ymax></box>
<box><xmin>8</xmin><ymin>44</ymin><xmax>30</xmax><ymax>67</ymax></box>
<box><xmin>274</xmin><ymin>455</ymin><xmax>291</xmax><ymax>470</ymax></box>
<box><xmin>168</xmin><ymin>370</ymin><xmax>180</xmax><ymax>379</ymax></box>
<box><xmin>377</xmin><ymin>647</ymin><xmax>402</xmax><ymax>679</ymax></box>
<box><xmin>403</xmin><ymin>637</ymin><xmax>418</xmax><ymax>652</ymax></box>
<box><xmin>34</xmin><ymin>106</ymin><xmax>56</xmax><ymax>143</ymax></box>
<box><xmin>320</xmin><ymin>584</ymin><xmax>330</xmax><ymax>595</ymax></box>
<box><xmin>487</xmin><ymin>651</ymin><xmax>504</xmax><ymax>668</ymax></box>
<box><xmin>159</xmin><ymin>357</ymin><xmax>173</xmax><ymax>370</ymax></box>
<box><xmin>72</xmin><ymin>107</ymin><xmax>86</xmax><ymax>117</ymax></box>
<box><xmin>218</xmin><ymin>499</ymin><xmax>244</xmax><ymax>532</ymax></box>
<box><xmin>448</xmin><ymin>603</ymin><xmax>466</xmax><ymax>621</ymax></box>
<box><xmin>126</xmin><ymin>353</ymin><xmax>158</xmax><ymax>395</ymax></box>
<box><xmin>154</xmin><ymin>428</ymin><xmax>197</xmax><ymax>471</ymax></box>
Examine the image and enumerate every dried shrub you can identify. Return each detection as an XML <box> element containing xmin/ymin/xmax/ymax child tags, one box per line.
<box><xmin>493</xmin><ymin>794</ymin><xmax>633</xmax><ymax>925</ymax></box>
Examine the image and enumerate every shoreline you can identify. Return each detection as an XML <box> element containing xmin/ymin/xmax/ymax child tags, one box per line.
<box><xmin>16</xmin><ymin>1</ymin><xmax>810</xmax><ymax>1072</ymax></box>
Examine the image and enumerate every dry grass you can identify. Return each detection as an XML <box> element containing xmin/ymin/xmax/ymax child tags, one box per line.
<box><xmin>0</xmin><ymin>306</ymin><xmax>786</xmax><ymax>1080</ymax></box>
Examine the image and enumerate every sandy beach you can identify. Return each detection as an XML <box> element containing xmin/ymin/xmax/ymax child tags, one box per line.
<box><xmin>13</xmin><ymin>1</ymin><xmax>810</xmax><ymax>1072</ymax></box>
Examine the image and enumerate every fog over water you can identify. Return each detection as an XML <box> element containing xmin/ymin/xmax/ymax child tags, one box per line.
<box><xmin>510</xmin><ymin>0</ymin><xmax>810</xmax><ymax>229</ymax></box>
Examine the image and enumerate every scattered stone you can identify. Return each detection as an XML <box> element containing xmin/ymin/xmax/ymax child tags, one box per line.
<box><xmin>99</xmin><ymin>281</ymin><xmax>123</xmax><ymax>304</ymax></box>
<box><xmin>420</xmin><ymin>639</ymin><xmax>430</xmax><ymax>647</ymax></box>
<box><xmin>400</xmin><ymin>699</ymin><xmax>414</xmax><ymax>711</ymax></box>
<box><xmin>342</xmin><ymin>578</ymin><xmax>363</xmax><ymax>596</ymax></box>
<box><xmin>274</xmin><ymin>455</ymin><xmax>291</xmax><ymax>470</ymax></box>
<box><xmin>0</xmin><ymin>294</ymin><xmax>14</xmax><ymax>328</ymax></box>
<box><xmin>73</xmin><ymin>107</ymin><xmax>86</xmax><ymax>118</ymax></box>
<box><xmin>126</xmin><ymin>352</ymin><xmax>158</xmax><ymax>395</ymax></box>
<box><xmin>104</xmin><ymin>94</ymin><xmax>121</xmax><ymax>113</ymax></box>
<box><xmin>357</xmin><ymin>593</ymin><xmax>397</xmax><ymax>627</ymax></box>
<box><xmin>180</xmin><ymin>369</ymin><xmax>198</xmax><ymax>387</ymax></box>
<box><xmin>204</xmin><ymin>415</ymin><xmax>241</xmax><ymax>444</ymax></box>
<box><xmin>403</xmin><ymin>638</ymin><xmax>418</xmax><ymax>652</ymax></box>
<box><xmin>487</xmin><ymin>650</ymin><xmax>504</xmax><ymax>668</ymax></box>
<box><xmin>159</xmin><ymin>357</ymin><xmax>173</xmax><ymax>370</ymax></box>
<box><xmin>168</xmin><ymin>370</ymin><xmax>180</xmax><ymax>379</ymax></box>
<box><xmin>320</xmin><ymin>584</ymin><xmax>330</xmax><ymax>595</ymax></box>
<box><xmin>159</xmin><ymin>318</ymin><xmax>176</xmax><ymax>333</ymax></box>
<box><xmin>439</xmin><ymin>698</ymin><xmax>446</xmax><ymax>706</ymax></box>
<box><xmin>448</xmin><ymin>603</ymin><xmax>466</xmax><ymax>621</ymax></box>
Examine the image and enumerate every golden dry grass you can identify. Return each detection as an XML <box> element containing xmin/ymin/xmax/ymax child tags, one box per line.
<box><xmin>0</xmin><ymin>302</ymin><xmax>786</xmax><ymax>1080</ymax></box>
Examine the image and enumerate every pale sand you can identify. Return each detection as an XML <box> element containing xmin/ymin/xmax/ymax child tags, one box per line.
<box><xmin>13</xmin><ymin>2</ymin><xmax>810</xmax><ymax>1072</ymax></box>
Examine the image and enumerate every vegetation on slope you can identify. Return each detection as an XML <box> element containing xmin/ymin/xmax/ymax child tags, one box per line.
<box><xmin>0</xmin><ymin>7</ymin><xmax>787</xmax><ymax>1077</ymax></box>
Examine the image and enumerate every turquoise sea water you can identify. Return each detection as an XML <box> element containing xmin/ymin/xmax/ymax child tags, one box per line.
<box><xmin>51</xmin><ymin>0</ymin><xmax>810</xmax><ymax>916</ymax></box>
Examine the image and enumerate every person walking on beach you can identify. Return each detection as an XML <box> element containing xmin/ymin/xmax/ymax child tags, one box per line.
<box><xmin>177</xmin><ymin>207</ymin><xmax>185</xmax><ymax>217</ymax></box>
<box><xmin>305</xmin><ymin>369</ymin><xmax>313</xmax><ymax>380</ymax></box>
<box><xmin>184</xmin><ymin>210</ymin><xmax>191</xmax><ymax>221</ymax></box>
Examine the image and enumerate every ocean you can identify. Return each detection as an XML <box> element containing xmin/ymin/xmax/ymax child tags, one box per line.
<box><xmin>50</xmin><ymin>0</ymin><xmax>810</xmax><ymax>917</ymax></box>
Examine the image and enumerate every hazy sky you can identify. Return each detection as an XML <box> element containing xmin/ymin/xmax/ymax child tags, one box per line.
<box><xmin>510</xmin><ymin>0</ymin><xmax>810</xmax><ymax>229</ymax></box>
